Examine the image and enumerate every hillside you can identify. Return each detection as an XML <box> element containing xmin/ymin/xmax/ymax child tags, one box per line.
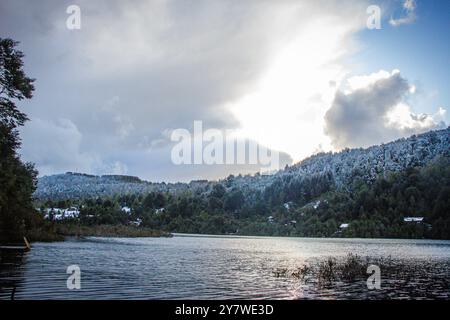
<box><xmin>34</xmin><ymin>128</ymin><xmax>450</xmax><ymax>239</ymax></box>
<box><xmin>36</xmin><ymin>127</ymin><xmax>449</xmax><ymax>201</ymax></box>
<box><xmin>35</xmin><ymin>172</ymin><xmax>195</xmax><ymax>201</ymax></box>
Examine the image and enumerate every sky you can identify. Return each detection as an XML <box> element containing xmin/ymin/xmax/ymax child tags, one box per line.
<box><xmin>0</xmin><ymin>0</ymin><xmax>448</xmax><ymax>182</ymax></box>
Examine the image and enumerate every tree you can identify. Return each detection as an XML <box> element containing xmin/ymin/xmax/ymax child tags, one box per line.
<box><xmin>0</xmin><ymin>39</ymin><xmax>34</xmax><ymax>127</ymax></box>
<box><xmin>211</xmin><ymin>184</ymin><xmax>226</xmax><ymax>198</ymax></box>
<box><xmin>154</xmin><ymin>192</ymin><xmax>166</xmax><ymax>208</ymax></box>
<box><xmin>223</xmin><ymin>189</ymin><xmax>244</xmax><ymax>212</ymax></box>
<box><xmin>0</xmin><ymin>38</ymin><xmax>38</xmax><ymax>242</ymax></box>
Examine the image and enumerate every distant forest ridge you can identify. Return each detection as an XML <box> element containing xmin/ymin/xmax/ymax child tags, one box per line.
<box><xmin>35</xmin><ymin>127</ymin><xmax>449</xmax><ymax>201</ymax></box>
<box><xmin>35</xmin><ymin>127</ymin><xmax>450</xmax><ymax>239</ymax></box>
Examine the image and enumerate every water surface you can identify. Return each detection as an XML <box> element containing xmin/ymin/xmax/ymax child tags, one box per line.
<box><xmin>1</xmin><ymin>235</ymin><xmax>449</xmax><ymax>299</ymax></box>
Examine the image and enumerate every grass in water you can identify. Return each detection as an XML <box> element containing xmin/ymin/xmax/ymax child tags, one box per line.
<box><xmin>273</xmin><ymin>253</ymin><xmax>394</xmax><ymax>288</ymax></box>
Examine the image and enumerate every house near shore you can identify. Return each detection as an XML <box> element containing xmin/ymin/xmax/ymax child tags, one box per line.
<box><xmin>64</xmin><ymin>207</ymin><xmax>80</xmax><ymax>218</ymax></box>
<box><xmin>403</xmin><ymin>217</ymin><xmax>424</xmax><ymax>223</ymax></box>
<box><xmin>129</xmin><ymin>218</ymin><xmax>142</xmax><ymax>226</ymax></box>
<box><xmin>121</xmin><ymin>206</ymin><xmax>132</xmax><ymax>214</ymax></box>
<box><xmin>283</xmin><ymin>202</ymin><xmax>295</xmax><ymax>211</ymax></box>
<box><xmin>313</xmin><ymin>200</ymin><xmax>321</xmax><ymax>209</ymax></box>
<box><xmin>332</xmin><ymin>223</ymin><xmax>350</xmax><ymax>236</ymax></box>
<box><xmin>43</xmin><ymin>207</ymin><xmax>80</xmax><ymax>220</ymax></box>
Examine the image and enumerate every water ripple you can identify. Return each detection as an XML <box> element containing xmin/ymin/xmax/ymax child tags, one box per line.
<box><xmin>1</xmin><ymin>236</ymin><xmax>449</xmax><ymax>299</ymax></box>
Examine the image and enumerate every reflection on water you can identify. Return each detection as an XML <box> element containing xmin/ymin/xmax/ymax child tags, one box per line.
<box><xmin>0</xmin><ymin>249</ymin><xmax>26</xmax><ymax>299</ymax></box>
<box><xmin>1</xmin><ymin>235</ymin><xmax>449</xmax><ymax>299</ymax></box>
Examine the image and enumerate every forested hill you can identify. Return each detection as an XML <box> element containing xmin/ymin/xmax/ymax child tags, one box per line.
<box><xmin>35</xmin><ymin>127</ymin><xmax>450</xmax><ymax>239</ymax></box>
<box><xmin>35</xmin><ymin>127</ymin><xmax>449</xmax><ymax>201</ymax></box>
<box><xmin>35</xmin><ymin>172</ymin><xmax>193</xmax><ymax>201</ymax></box>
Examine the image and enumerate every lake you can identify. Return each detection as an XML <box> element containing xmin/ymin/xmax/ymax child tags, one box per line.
<box><xmin>1</xmin><ymin>235</ymin><xmax>449</xmax><ymax>299</ymax></box>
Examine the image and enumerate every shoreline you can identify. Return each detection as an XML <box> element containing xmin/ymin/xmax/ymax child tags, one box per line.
<box><xmin>24</xmin><ymin>226</ymin><xmax>449</xmax><ymax>243</ymax></box>
<box><xmin>23</xmin><ymin>224</ymin><xmax>172</xmax><ymax>243</ymax></box>
<box><xmin>172</xmin><ymin>232</ymin><xmax>450</xmax><ymax>242</ymax></box>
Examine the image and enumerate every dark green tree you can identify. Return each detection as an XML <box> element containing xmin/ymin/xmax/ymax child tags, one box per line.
<box><xmin>0</xmin><ymin>38</ymin><xmax>38</xmax><ymax>242</ymax></box>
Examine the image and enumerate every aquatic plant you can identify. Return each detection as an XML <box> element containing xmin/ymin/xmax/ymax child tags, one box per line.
<box><xmin>339</xmin><ymin>253</ymin><xmax>366</xmax><ymax>281</ymax></box>
<box><xmin>317</xmin><ymin>257</ymin><xmax>337</xmax><ymax>286</ymax></box>
<box><xmin>273</xmin><ymin>253</ymin><xmax>398</xmax><ymax>289</ymax></box>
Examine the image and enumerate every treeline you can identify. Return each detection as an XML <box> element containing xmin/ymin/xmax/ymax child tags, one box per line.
<box><xmin>41</xmin><ymin>156</ymin><xmax>450</xmax><ymax>239</ymax></box>
<box><xmin>6</xmin><ymin>37</ymin><xmax>447</xmax><ymax>242</ymax></box>
<box><xmin>295</xmin><ymin>156</ymin><xmax>450</xmax><ymax>239</ymax></box>
<box><xmin>0</xmin><ymin>39</ymin><xmax>41</xmax><ymax>243</ymax></box>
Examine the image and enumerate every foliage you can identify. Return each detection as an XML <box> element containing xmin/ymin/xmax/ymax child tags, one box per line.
<box><xmin>43</xmin><ymin>156</ymin><xmax>450</xmax><ymax>239</ymax></box>
<box><xmin>0</xmin><ymin>38</ymin><xmax>39</xmax><ymax>243</ymax></box>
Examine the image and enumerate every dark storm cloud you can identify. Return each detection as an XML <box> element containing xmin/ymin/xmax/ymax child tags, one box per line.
<box><xmin>1</xmin><ymin>0</ymin><xmax>306</xmax><ymax>180</ymax></box>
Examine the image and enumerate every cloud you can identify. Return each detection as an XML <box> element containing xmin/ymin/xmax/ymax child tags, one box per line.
<box><xmin>1</xmin><ymin>0</ymin><xmax>369</xmax><ymax>181</ymax></box>
<box><xmin>324</xmin><ymin>70</ymin><xmax>447</xmax><ymax>149</ymax></box>
<box><xmin>20</xmin><ymin>118</ymin><xmax>98</xmax><ymax>176</ymax></box>
<box><xmin>20</xmin><ymin>118</ymin><xmax>132</xmax><ymax>176</ymax></box>
<box><xmin>389</xmin><ymin>0</ymin><xmax>417</xmax><ymax>26</ymax></box>
<box><xmin>224</xmin><ymin>1</ymin><xmax>368</xmax><ymax>162</ymax></box>
<box><xmin>4</xmin><ymin>1</ymin><xmax>443</xmax><ymax>181</ymax></box>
